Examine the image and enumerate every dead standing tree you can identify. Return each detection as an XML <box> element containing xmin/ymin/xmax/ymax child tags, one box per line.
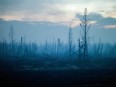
<box><xmin>80</xmin><ymin>8</ymin><xmax>91</xmax><ymax>61</ymax></box>
<box><xmin>68</xmin><ymin>19</ymin><xmax>75</xmax><ymax>59</ymax></box>
<box><xmin>68</xmin><ymin>22</ymin><xmax>73</xmax><ymax>59</ymax></box>
<box><xmin>9</xmin><ymin>25</ymin><xmax>14</xmax><ymax>56</ymax></box>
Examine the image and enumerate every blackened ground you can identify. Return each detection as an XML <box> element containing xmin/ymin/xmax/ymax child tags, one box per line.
<box><xmin>0</xmin><ymin>68</ymin><xmax>116</xmax><ymax>87</ymax></box>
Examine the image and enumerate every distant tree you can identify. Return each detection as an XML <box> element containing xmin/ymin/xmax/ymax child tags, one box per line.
<box><xmin>9</xmin><ymin>25</ymin><xmax>14</xmax><ymax>56</ymax></box>
<box><xmin>80</xmin><ymin>8</ymin><xmax>91</xmax><ymax>60</ymax></box>
<box><xmin>9</xmin><ymin>25</ymin><xmax>14</xmax><ymax>45</ymax></box>
<box><xmin>68</xmin><ymin>23</ymin><xmax>72</xmax><ymax>59</ymax></box>
<box><xmin>97</xmin><ymin>38</ymin><xmax>103</xmax><ymax>58</ymax></box>
<box><xmin>18</xmin><ymin>36</ymin><xmax>24</xmax><ymax>57</ymax></box>
<box><xmin>57</xmin><ymin>38</ymin><xmax>61</xmax><ymax>57</ymax></box>
<box><xmin>93</xmin><ymin>38</ymin><xmax>103</xmax><ymax>58</ymax></box>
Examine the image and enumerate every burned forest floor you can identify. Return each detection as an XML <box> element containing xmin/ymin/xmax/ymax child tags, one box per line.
<box><xmin>0</xmin><ymin>57</ymin><xmax>116</xmax><ymax>87</ymax></box>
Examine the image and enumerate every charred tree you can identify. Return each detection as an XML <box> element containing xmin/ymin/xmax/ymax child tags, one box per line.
<box><xmin>9</xmin><ymin>25</ymin><xmax>14</xmax><ymax>56</ymax></box>
<box><xmin>80</xmin><ymin>8</ymin><xmax>91</xmax><ymax>60</ymax></box>
<box><xmin>68</xmin><ymin>22</ymin><xmax>73</xmax><ymax>59</ymax></box>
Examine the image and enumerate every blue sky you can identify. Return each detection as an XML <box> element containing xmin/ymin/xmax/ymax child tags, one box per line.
<box><xmin>0</xmin><ymin>0</ymin><xmax>116</xmax><ymax>44</ymax></box>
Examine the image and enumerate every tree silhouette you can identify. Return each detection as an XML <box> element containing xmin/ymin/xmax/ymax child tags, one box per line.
<box><xmin>80</xmin><ymin>8</ymin><xmax>91</xmax><ymax>60</ymax></box>
<box><xmin>9</xmin><ymin>25</ymin><xmax>14</xmax><ymax>56</ymax></box>
<box><xmin>68</xmin><ymin>23</ymin><xmax>72</xmax><ymax>59</ymax></box>
<box><xmin>68</xmin><ymin>19</ymin><xmax>75</xmax><ymax>59</ymax></box>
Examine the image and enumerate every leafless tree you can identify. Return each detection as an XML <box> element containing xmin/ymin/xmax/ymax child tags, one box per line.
<box><xmin>9</xmin><ymin>25</ymin><xmax>14</xmax><ymax>44</ymax></box>
<box><xmin>80</xmin><ymin>8</ymin><xmax>91</xmax><ymax>60</ymax></box>
<box><xmin>68</xmin><ymin>19</ymin><xmax>75</xmax><ymax>59</ymax></box>
<box><xmin>97</xmin><ymin>38</ymin><xmax>103</xmax><ymax>58</ymax></box>
<box><xmin>68</xmin><ymin>23</ymin><xmax>72</xmax><ymax>59</ymax></box>
<box><xmin>9</xmin><ymin>25</ymin><xmax>14</xmax><ymax>56</ymax></box>
<box><xmin>57</xmin><ymin>38</ymin><xmax>61</xmax><ymax>57</ymax></box>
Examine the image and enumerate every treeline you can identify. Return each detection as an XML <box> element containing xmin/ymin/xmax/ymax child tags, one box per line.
<box><xmin>0</xmin><ymin>37</ymin><xmax>116</xmax><ymax>59</ymax></box>
<box><xmin>0</xmin><ymin>37</ymin><xmax>68</xmax><ymax>58</ymax></box>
